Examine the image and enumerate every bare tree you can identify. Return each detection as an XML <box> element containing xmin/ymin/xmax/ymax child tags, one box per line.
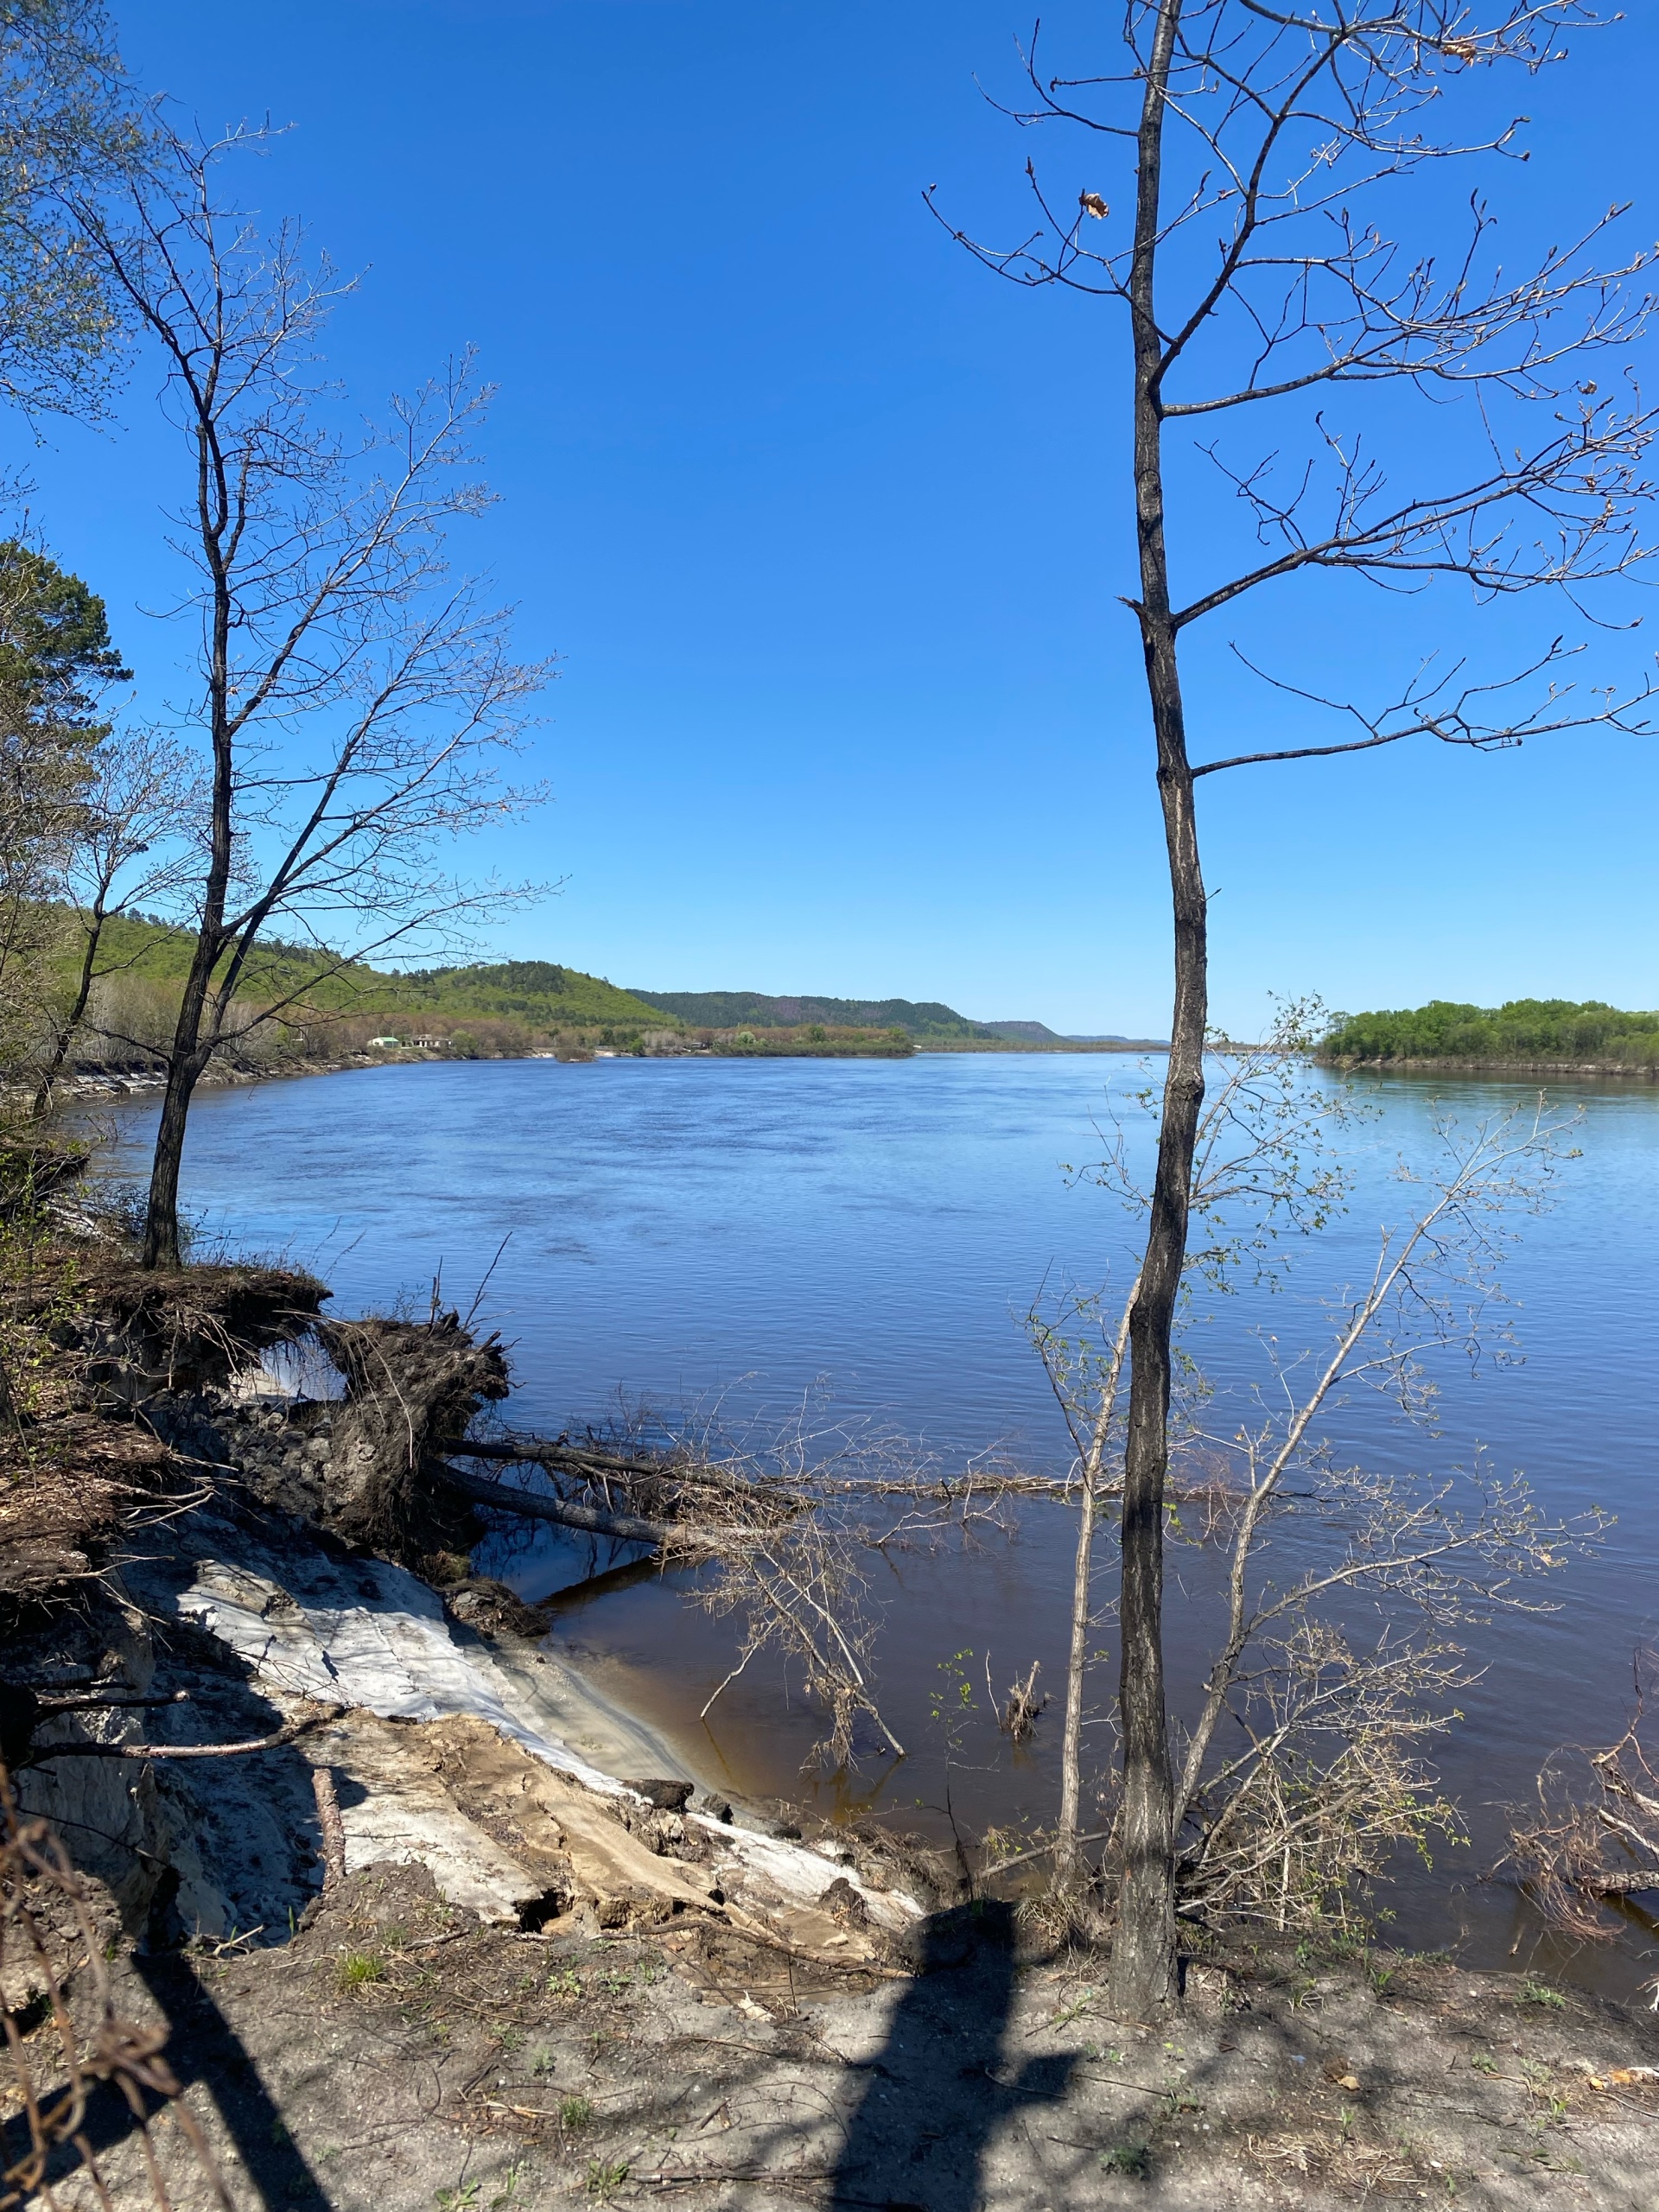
<box><xmin>61</xmin><ymin>127</ymin><xmax>550</xmax><ymax>1266</ymax></box>
<box><xmin>1166</xmin><ymin>1102</ymin><xmax>1597</xmax><ymax>1920</ymax></box>
<box><xmin>1034</xmin><ymin>1000</ymin><xmax>1357</xmax><ymax>1894</ymax></box>
<box><xmin>1038</xmin><ymin>1079</ymin><xmax>1602</xmax><ymax>1947</ymax></box>
<box><xmin>29</xmin><ymin>725</ymin><xmax>200</xmax><ymax>1115</ymax></box>
<box><xmin>945</xmin><ymin>2</ymin><xmax>1657</xmax><ymax>2012</ymax></box>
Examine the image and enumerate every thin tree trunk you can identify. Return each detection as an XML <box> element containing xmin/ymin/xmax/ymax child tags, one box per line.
<box><xmin>1109</xmin><ymin>0</ymin><xmax>1208</xmax><ymax>2020</ymax></box>
<box><xmin>32</xmin><ymin>898</ymin><xmax>107</xmax><ymax>1117</ymax></box>
<box><xmin>1056</xmin><ymin>1286</ymin><xmax>1135</xmax><ymax>1886</ymax></box>
<box><xmin>141</xmin><ymin>395</ymin><xmax>235</xmax><ymax>1270</ymax></box>
<box><xmin>142</xmin><ymin>945</ymin><xmax>219</xmax><ymax>1268</ymax></box>
<box><xmin>1056</xmin><ymin>1468</ymin><xmax>1098</xmax><ymax>1885</ymax></box>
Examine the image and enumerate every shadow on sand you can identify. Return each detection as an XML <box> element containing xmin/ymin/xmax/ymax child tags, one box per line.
<box><xmin>831</xmin><ymin>1902</ymin><xmax>1076</xmax><ymax>2211</ymax></box>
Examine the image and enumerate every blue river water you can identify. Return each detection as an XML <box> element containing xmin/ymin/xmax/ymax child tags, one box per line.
<box><xmin>96</xmin><ymin>1052</ymin><xmax>1659</xmax><ymax>1992</ymax></box>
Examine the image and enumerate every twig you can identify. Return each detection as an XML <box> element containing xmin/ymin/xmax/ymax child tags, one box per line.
<box><xmin>699</xmin><ymin>1643</ymin><xmax>759</xmax><ymax>1721</ymax></box>
<box><xmin>313</xmin><ymin>1765</ymin><xmax>346</xmax><ymax>1892</ymax></box>
<box><xmin>27</xmin><ymin>1709</ymin><xmax>335</xmax><ymax>1763</ymax></box>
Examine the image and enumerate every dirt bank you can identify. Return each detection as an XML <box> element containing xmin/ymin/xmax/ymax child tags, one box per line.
<box><xmin>26</xmin><ymin>1865</ymin><xmax>1659</xmax><ymax>2210</ymax></box>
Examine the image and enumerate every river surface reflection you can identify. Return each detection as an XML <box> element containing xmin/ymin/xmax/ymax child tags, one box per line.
<box><xmin>98</xmin><ymin>1052</ymin><xmax>1659</xmax><ymax>1994</ymax></box>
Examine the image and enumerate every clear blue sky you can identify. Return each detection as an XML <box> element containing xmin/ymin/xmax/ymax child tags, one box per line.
<box><xmin>16</xmin><ymin>1</ymin><xmax>1659</xmax><ymax>1036</ymax></box>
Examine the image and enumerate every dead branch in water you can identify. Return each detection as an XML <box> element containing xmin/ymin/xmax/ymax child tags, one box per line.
<box><xmin>453</xmin><ymin>1429</ymin><xmax>1235</xmax><ymax>1509</ymax></box>
<box><xmin>1508</xmin><ymin>1650</ymin><xmax>1659</xmax><ymax>1942</ymax></box>
<box><xmin>1000</xmin><ymin>1662</ymin><xmax>1046</xmax><ymax>1744</ymax></box>
<box><xmin>438</xmin><ymin>1464</ymin><xmax>746</xmax><ymax>1552</ymax></box>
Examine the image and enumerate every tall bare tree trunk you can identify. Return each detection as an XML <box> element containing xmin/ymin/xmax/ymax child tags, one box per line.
<box><xmin>1109</xmin><ymin>0</ymin><xmax>1208</xmax><ymax>2019</ymax></box>
<box><xmin>140</xmin><ymin>400</ymin><xmax>235</xmax><ymax>1271</ymax></box>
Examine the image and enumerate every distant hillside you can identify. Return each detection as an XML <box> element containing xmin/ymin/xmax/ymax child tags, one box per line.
<box><xmin>628</xmin><ymin>989</ymin><xmax>995</xmax><ymax>1041</ymax></box>
<box><xmin>55</xmin><ymin>919</ymin><xmax>1155</xmax><ymax>1062</ymax></box>
<box><xmin>1322</xmin><ymin>999</ymin><xmax>1659</xmax><ymax>1068</ymax></box>
<box><xmin>71</xmin><ymin>923</ymin><xmax>669</xmax><ymax>1033</ymax></box>
<box><xmin>387</xmin><ymin>960</ymin><xmax>669</xmax><ymax>1030</ymax></box>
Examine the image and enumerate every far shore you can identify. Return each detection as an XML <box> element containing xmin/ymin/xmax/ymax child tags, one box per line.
<box><xmin>1325</xmin><ymin>1054</ymin><xmax>1659</xmax><ymax>1080</ymax></box>
<box><xmin>47</xmin><ymin>1041</ymin><xmax>1659</xmax><ymax>1116</ymax></box>
<box><xmin>45</xmin><ymin>1033</ymin><xmax>1174</xmax><ymax>1104</ymax></box>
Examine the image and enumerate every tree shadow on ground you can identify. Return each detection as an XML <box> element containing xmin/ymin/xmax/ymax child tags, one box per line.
<box><xmin>831</xmin><ymin>1902</ymin><xmax>1076</xmax><ymax>2212</ymax></box>
<box><xmin>1</xmin><ymin>1947</ymin><xmax>333</xmax><ymax>2210</ymax></box>
<box><xmin>131</xmin><ymin>1947</ymin><xmax>334</xmax><ymax>2209</ymax></box>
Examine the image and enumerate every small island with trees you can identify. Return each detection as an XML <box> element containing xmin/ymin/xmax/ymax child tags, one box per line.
<box><xmin>1322</xmin><ymin>998</ymin><xmax>1659</xmax><ymax>1075</ymax></box>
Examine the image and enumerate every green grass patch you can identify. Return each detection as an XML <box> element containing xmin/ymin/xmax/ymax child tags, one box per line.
<box><xmin>335</xmin><ymin>1948</ymin><xmax>385</xmax><ymax>1991</ymax></box>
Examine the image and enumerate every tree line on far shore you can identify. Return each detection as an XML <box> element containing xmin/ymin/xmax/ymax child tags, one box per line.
<box><xmin>1323</xmin><ymin>1000</ymin><xmax>1659</xmax><ymax>1067</ymax></box>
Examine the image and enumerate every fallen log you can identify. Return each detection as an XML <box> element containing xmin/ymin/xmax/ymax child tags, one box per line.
<box><xmin>438</xmin><ymin>1464</ymin><xmax>748</xmax><ymax>1552</ymax></box>
<box><xmin>1576</xmin><ymin>1869</ymin><xmax>1659</xmax><ymax>1897</ymax></box>
<box><xmin>449</xmin><ymin>1434</ymin><xmax>683</xmax><ymax>1480</ymax></box>
<box><xmin>24</xmin><ymin>1709</ymin><xmax>334</xmax><ymax>1764</ymax></box>
<box><xmin>448</xmin><ymin>1434</ymin><xmax>1231</xmax><ymax>1509</ymax></box>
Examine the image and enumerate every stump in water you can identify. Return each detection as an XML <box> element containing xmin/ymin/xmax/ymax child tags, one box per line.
<box><xmin>318</xmin><ymin>1313</ymin><xmax>510</xmax><ymax>1564</ymax></box>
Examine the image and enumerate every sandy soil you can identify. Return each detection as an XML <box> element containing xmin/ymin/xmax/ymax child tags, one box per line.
<box><xmin>18</xmin><ymin>1859</ymin><xmax>1659</xmax><ymax>2212</ymax></box>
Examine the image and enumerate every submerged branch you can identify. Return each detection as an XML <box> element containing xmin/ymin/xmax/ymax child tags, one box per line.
<box><xmin>437</xmin><ymin>1463</ymin><xmax>744</xmax><ymax>1553</ymax></box>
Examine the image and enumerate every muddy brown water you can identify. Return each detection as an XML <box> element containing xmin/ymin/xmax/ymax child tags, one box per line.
<box><xmin>96</xmin><ymin>1053</ymin><xmax>1659</xmax><ymax>1998</ymax></box>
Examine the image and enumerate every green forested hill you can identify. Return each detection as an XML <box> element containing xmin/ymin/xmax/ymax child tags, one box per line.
<box><xmin>378</xmin><ymin>960</ymin><xmax>670</xmax><ymax>1029</ymax></box>
<box><xmin>50</xmin><ymin>918</ymin><xmax>1076</xmax><ymax>1060</ymax></box>
<box><xmin>1322</xmin><ymin>999</ymin><xmax>1659</xmax><ymax>1067</ymax></box>
<box><xmin>627</xmin><ymin>988</ymin><xmax>994</xmax><ymax>1039</ymax></box>
<box><xmin>60</xmin><ymin>919</ymin><xmax>672</xmax><ymax>1033</ymax></box>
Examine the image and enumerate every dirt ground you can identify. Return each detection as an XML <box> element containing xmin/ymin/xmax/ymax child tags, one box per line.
<box><xmin>18</xmin><ymin>1859</ymin><xmax>1657</xmax><ymax>2212</ymax></box>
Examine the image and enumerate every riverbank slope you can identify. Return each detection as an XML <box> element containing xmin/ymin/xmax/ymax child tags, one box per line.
<box><xmin>4</xmin><ymin>1224</ymin><xmax>1656</xmax><ymax>2209</ymax></box>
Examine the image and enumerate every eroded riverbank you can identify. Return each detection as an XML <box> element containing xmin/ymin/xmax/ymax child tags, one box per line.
<box><xmin>5</xmin><ymin>1212</ymin><xmax>1659</xmax><ymax>2207</ymax></box>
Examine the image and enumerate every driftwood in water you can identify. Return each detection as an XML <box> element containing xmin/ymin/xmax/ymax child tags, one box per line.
<box><xmin>436</xmin><ymin>1463</ymin><xmax>736</xmax><ymax>1551</ymax></box>
<box><xmin>455</xmin><ymin>1434</ymin><xmax>680</xmax><ymax>1481</ymax></box>
<box><xmin>452</xmin><ymin>1429</ymin><xmax>1233</xmax><ymax>1510</ymax></box>
<box><xmin>1510</xmin><ymin>1653</ymin><xmax>1659</xmax><ymax>1938</ymax></box>
<box><xmin>443</xmin><ymin>1427</ymin><xmax>809</xmax><ymax>1547</ymax></box>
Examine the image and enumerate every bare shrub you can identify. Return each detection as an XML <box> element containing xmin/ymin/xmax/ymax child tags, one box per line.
<box><xmin>1033</xmin><ymin>1032</ymin><xmax>1603</xmax><ymax>1943</ymax></box>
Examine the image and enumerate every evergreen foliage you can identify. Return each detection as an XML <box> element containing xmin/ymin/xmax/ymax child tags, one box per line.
<box><xmin>0</xmin><ymin>0</ymin><xmax>142</xmax><ymax>419</ymax></box>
